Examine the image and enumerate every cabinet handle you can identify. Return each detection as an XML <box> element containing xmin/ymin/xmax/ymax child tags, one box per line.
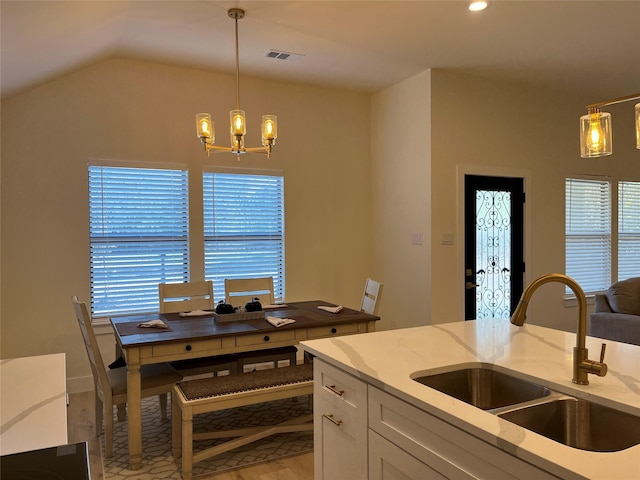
<box><xmin>322</xmin><ymin>414</ymin><xmax>343</xmax><ymax>427</ymax></box>
<box><xmin>185</xmin><ymin>345</ymin><xmax>192</xmax><ymax>351</ymax></box>
<box><xmin>324</xmin><ymin>384</ymin><xmax>344</xmax><ymax>397</ymax></box>
<box><xmin>263</xmin><ymin>335</ymin><xmax>270</xmax><ymax>342</ymax></box>
<box><xmin>331</xmin><ymin>327</ymin><xmax>337</xmax><ymax>334</ymax></box>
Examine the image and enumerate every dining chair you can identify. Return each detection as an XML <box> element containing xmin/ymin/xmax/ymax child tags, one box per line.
<box><xmin>361</xmin><ymin>278</ymin><xmax>383</xmax><ymax>315</ymax></box>
<box><xmin>225</xmin><ymin>277</ymin><xmax>298</xmax><ymax>372</ymax></box>
<box><xmin>72</xmin><ymin>296</ymin><xmax>183</xmax><ymax>458</ymax></box>
<box><xmin>158</xmin><ymin>280</ymin><xmax>214</xmax><ymax>314</ymax></box>
<box><xmin>224</xmin><ymin>276</ymin><xmax>275</xmax><ymax>308</ymax></box>
<box><xmin>158</xmin><ymin>281</ymin><xmax>239</xmax><ymax>377</ymax></box>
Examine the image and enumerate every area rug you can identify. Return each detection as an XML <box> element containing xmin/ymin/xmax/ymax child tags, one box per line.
<box><xmin>102</xmin><ymin>395</ymin><xmax>313</xmax><ymax>479</ymax></box>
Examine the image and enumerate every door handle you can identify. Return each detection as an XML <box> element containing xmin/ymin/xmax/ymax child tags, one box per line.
<box><xmin>466</xmin><ymin>282</ymin><xmax>479</xmax><ymax>289</ymax></box>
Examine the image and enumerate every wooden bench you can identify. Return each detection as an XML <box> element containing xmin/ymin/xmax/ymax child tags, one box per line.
<box><xmin>172</xmin><ymin>363</ymin><xmax>314</xmax><ymax>480</ymax></box>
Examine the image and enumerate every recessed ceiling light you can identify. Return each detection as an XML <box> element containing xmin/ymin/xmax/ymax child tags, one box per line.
<box><xmin>468</xmin><ymin>1</ymin><xmax>489</xmax><ymax>12</ymax></box>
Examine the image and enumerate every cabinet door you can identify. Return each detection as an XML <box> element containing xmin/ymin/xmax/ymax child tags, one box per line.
<box><xmin>369</xmin><ymin>430</ymin><xmax>447</xmax><ymax>480</ymax></box>
<box><xmin>314</xmin><ymin>359</ymin><xmax>367</xmax><ymax>480</ymax></box>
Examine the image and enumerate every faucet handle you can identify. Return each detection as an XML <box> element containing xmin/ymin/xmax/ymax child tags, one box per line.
<box><xmin>600</xmin><ymin>343</ymin><xmax>606</xmax><ymax>363</ymax></box>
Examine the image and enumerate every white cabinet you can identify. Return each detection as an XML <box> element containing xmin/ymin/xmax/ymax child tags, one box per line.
<box><xmin>368</xmin><ymin>386</ymin><xmax>561</xmax><ymax>480</ymax></box>
<box><xmin>369</xmin><ymin>430</ymin><xmax>446</xmax><ymax>480</ymax></box>
<box><xmin>313</xmin><ymin>359</ymin><xmax>564</xmax><ymax>480</ymax></box>
<box><xmin>313</xmin><ymin>359</ymin><xmax>368</xmax><ymax>480</ymax></box>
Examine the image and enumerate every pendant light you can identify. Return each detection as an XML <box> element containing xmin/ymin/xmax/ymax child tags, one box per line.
<box><xmin>196</xmin><ymin>9</ymin><xmax>277</xmax><ymax>159</ymax></box>
<box><xmin>580</xmin><ymin>93</ymin><xmax>640</xmax><ymax>158</ymax></box>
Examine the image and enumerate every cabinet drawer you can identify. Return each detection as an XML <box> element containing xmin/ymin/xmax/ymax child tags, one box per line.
<box><xmin>314</xmin><ymin>359</ymin><xmax>368</xmax><ymax>480</ymax></box>
<box><xmin>235</xmin><ymin>330</ymin><xmax>295</xmax><ymax>347</ymax></box>
<box><xmin>314</xmin><ymin>359</ymin><xmax>367</xmax><ymax>411</ymax></box>
<box><xmin>307</xmin><ymin>323</ymin><xmax>363</xmax><ymax>339</ymax></box>
<box><xmin>152</xmin><ymin>339</ymin><xmax>222</xmax><ymax>357</ymax></box>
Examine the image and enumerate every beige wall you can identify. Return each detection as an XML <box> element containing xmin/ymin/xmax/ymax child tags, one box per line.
<box><xmin>2</xmin><ymin>58</ymin><xmax>638</xmax><ymax>392</ymax></box>
<box><xmin>1</xmin><ymin>58</ymin><xmax>372</xmax><ymax>390</ymax></box>
<box><xmin>371</xmin><ymin>71</ymin><xmax>432</xmax><ymax>330</ymax></box>
<box><xmin>428</xmin><ymin>70</ymin><xmax>639</xmax><ymax>329</ymax></box>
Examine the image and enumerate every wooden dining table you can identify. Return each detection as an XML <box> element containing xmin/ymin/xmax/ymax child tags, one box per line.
<box><xmin>111</xmin><ymin>300</ymin><xmax>380</xmax><ymax>470</ymax></box>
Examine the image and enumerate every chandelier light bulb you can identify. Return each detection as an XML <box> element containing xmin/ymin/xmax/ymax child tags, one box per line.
<box><xmin>580</xmin><ymin>109</ymin><xmax>612</xmax><ymax>157</ymax></box>
<box><xmin>262</xmin><ymin>115</ymin><xmax>277</xmax><ymax>143</ymax></box>
<box><xmin>196</xmin><ymin>113</ymin><xmax>214</xmax><ymax>142</ymax></box>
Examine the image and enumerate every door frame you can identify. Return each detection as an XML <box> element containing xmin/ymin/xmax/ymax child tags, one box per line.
<box><xmin>456</xmin><ymin>165</ymin><xmax>532</xmax><ymax>322</ymax></box>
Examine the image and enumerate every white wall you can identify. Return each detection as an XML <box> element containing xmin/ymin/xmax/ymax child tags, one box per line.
<box><xmin>1</xmin><ymin>58</ymin><xmax>372</xmax><ymax>391</ymax></box>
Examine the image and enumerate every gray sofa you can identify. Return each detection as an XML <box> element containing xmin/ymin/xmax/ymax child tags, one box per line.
<box><xmin>589</xmin><ymin>277</ymin><xmax>640</xmax><ymax>346</ymax></box>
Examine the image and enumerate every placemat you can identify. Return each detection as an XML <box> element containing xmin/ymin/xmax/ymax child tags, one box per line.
<box><xmin>261</xmin><ymin>315</ymin><xmax>318</xmax><ymax>329</ymax></box>
<box><xmin>314</xmin><ymin>306</ymin><xmax>362</xmax><ymax>316</ymax></box>
<box><xmin>116</xmin><ymin>321</ymin><xmax>173</xmax><ymax>336</ymax></box>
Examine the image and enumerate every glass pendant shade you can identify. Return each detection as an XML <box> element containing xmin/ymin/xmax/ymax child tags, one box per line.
<box><xmin>580</xmin><ymin>110</ymin><xmax>612</xmax><ymax>158</ymax></box>
<box><xmin>261</xmin><ymin>115</ymin><xmax>277</xmax><ymax>145</ymax></box>
<box><xmin>196</xmin><ymin>113</ymin><xmax>214</xmax><ymax>142</ymax></box>
<box><xmin>230</xmin><ymin>110</ymin><xmax>246</xmax><ymax>135</ymax></box>
<box><xmin>635</xmin><ymin>103</ymin><xmax>640</xmax><ymax>149</ymax></box>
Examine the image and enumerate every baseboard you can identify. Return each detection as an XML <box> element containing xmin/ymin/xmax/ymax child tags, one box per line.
<box><xmin>67</xmin><ymin>375</ymin><xmax>95</xmax><ymax>394</ymax></box>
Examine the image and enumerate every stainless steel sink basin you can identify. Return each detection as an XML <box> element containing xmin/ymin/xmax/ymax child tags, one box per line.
<box><xmin>498</xmin><ymin>398</ymin><xmax>640</xmax><ymax>452</ymax></box>
<box><xmin>413</xmin><ymin>367</ymin><xmax>550</xmax><ymax>410</ymax></box>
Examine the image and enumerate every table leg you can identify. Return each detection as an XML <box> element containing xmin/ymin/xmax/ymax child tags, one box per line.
<box><xmin>127</xmin><ymin>348</ymin><xmax>143</xmax><ymax>470</ymax></box>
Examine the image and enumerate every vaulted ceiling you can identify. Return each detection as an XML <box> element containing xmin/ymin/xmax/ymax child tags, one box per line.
<box><xmin>2</xmin><ymin>1</ymin><xmax>639</xmax><ymax>102</ymax></box>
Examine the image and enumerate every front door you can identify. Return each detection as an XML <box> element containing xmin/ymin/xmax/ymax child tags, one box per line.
<box><xmin>464</xmin><ymin>175</ymin><xmax>525</xmax><ymax>320</ymax></box>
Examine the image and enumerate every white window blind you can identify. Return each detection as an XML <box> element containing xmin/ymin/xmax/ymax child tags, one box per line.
<box><xmin>89</xmin><ymin>165</ymin><xmax>189</xmax><ymax>316</ymax></box>
<box><xmin>618</xmin><ymin>180</ymin><xmax>640</xmax><ymax>280</ymax></box>
<box><xmin>565</xmin><ymin>178</ymin><xmax>611</xmax><ymax>294</ymax></box>
<box><xmin>203</xmin><ymin>170</ymin><xmax>285</xmax><ymax>303</ymax></box>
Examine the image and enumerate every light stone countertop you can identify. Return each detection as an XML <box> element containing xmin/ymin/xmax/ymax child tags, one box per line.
<box><xmin>301</xmin><ymin>319</ymin><xmax>640</xmax><ymax>480</ymax></box>
<box><xmin>0</xmin><ymin>353</ymin><xmax>68</xmax><ymax>455</ymax></box>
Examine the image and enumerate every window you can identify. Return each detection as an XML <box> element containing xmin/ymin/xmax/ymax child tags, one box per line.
<box><xmin>565</xmin><ymin>178</ymin><xmax>611</xmax><ymax>293</ymax></box>
<box><xmin>89</xmin><ymin>163</ymin><xmax>189</xmax><ymax>316</ymax></box>
<box><xmin>565</xmin><ymin>177</ymin><xmax>640</xmax><ymax>295</ymax></box>
<box><xmin>619</xmin><ymin>181</ymin><xmax>640</xmax><ymax>280</ymax></box>
<box><xmin>203</xmin><ymin>169</ymin><xmax>285</xmax><ymax>303</ymax></box>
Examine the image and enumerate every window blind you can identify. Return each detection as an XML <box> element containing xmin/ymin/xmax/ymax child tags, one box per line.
<box><xmin>618</xmin><ymin>180</ymin><xmax>640</xmax><ymax>280</ymax></box>
<box><xmin>565</xmin><ymin>178</ymin><xmax>611</xmax><ymax>294</ymax></box>
<box><xmin>203</xmin><ymin>170</ymin><xmax>285</xmax><ymax>303</ymax></box>
<box><xmin>89</xmin><ymin>165</ymin><xmax>189</xmax><ymax>316</ymax></box>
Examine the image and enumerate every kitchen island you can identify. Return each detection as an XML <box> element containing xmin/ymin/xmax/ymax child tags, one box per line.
<box><xmin>301</xmin><ymin>318</ymin><xmax>640</xmax><ymax>480</ymax></box>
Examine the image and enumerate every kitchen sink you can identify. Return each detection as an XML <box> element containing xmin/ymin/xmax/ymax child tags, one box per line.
<box><xmin>498</xmin><ymin>398</ymin><xmax>640</xmax><ymax>452</ymax></box>
<box><xmin>413</xmin><ymin>365</ymin><xmax>640</xmax><ymax>452</ymax></box>
<box><xmin>413</xmin><ymin>366</ymin><xmax>550</xmax><ymax>410</ymax></box>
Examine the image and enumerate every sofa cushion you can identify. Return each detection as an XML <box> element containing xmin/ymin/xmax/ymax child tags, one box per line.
<box><xmin>606</xmin><ymin>277</ymin><xmax>640</xmax><ymax>316</ymax></box>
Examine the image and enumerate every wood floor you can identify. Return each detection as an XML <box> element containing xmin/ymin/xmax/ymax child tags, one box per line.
<box><xmin>67</xmin><ymin>391</ymin><xmax>314</xmax><ymax>480</ymax></box>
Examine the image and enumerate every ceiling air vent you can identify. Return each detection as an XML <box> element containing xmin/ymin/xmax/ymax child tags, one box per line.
<box><xmin>266</xmin><ymin>50</ymin><xmax>304</xmax><ymax>62</ymax></box>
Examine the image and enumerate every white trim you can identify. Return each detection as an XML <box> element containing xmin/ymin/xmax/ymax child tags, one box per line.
<box><xmin>456</xmin><ymin>164</ymin><xmax>532</xmax><ymax>322</ymax></box>
<box><xmin>202</xmin><ymin>165</ymin><xmax>284</xmax><ymax>178</ymax></box>
<box><xmin>202</xmin><ymin>165</ymin><xmax>284</xmax><ymax>177</ymax></box>
<box><xmin>88</xmin><ymin>158</ymin><xmax>188</xmax><ymax>171</ymax></box>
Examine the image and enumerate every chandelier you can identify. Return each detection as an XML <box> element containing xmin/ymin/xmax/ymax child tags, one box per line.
<box><xmin>579</xmin><ymin>93</ymin><xmax>640</xmax><ymax>158</ymax></box>
<box><xmin>196</xmin><ymin>8</ymin><xmax>277</xmax><ymax>159</ymax></box>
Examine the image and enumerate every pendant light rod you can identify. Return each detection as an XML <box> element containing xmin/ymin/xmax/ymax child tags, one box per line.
<box><xmin>586</xmin><ymin>92</ymin><xmax>640</xmax><ymax>111</ymax></box>
<box><xmin>229</xmin><ymin>8</ymin><xmax>244</xmax><ymax>111</ymax></box>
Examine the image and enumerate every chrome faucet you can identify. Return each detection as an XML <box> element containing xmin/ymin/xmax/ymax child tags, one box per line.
<box><xmin>510</xmin><ymin>273</ymin><xmax>607</xmax><ymax>385</ymax></box>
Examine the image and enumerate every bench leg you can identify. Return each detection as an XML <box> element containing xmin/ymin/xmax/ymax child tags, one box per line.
<box><xmin>172</xmin><ymin>395</ymin><xmax>182</xmax><ymax>459</ymax></box>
